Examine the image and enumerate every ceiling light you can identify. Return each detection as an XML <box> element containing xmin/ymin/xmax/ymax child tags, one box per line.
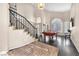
<box><xmin>37</xmin><ymin>3</ymin><xmax>45</xmax><ymax>10</ymax></box>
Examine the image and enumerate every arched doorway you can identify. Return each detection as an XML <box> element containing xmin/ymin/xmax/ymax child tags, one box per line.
<box><xmin>51</xmin><ymin>18</ymin><xmax>63</xmax><ymax>33</ymax></box>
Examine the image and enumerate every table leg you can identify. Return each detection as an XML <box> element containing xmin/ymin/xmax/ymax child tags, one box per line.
<box><xmin>56</xmin><ymin>34</ymin><xmax>57</xmax><ymax>41</ymax></box>
<box><xmin>44</xmin><ymin>35</ymin><xmax>46</xmax><ymax>43</ymax></box>
<box><xmin>49</xmin><ymin>36</ymin><xmax>51</xmax><ymax>42</ymax></box>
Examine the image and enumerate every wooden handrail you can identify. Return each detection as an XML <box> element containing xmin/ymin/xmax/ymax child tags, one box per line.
<box><xmin>9</xmin><ymin>9</ymin><xmax>36</xmax><ymax>29</ymax></box>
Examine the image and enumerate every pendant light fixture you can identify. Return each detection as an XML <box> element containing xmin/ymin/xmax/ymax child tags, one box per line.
<box><xmin>37</xmin><ymin>3</ymin><xmax>45</xmax><ymax>10</ymax></box>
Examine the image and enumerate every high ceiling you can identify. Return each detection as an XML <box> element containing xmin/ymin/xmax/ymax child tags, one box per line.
<box><xmin>33</xmin><ymin>3</ymin><xmax>72</xmax><ymax>12</ymax></box>
<box><xmin>45</xmin><ymin>3</ymin><xmax>72</xmax><ymax>12</ymax></box>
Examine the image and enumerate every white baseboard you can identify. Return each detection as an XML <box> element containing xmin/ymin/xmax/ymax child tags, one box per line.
<box><xmin>0</xmin><ymin>50</ymin><xmax>8</xmax><ymax>56</ymax></box>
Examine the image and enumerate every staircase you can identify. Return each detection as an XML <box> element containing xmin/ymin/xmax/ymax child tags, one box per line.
<box><xmin>9</xmin><ymin>9</ymin><xmax>38</xmax><ymax>50</ymax></box>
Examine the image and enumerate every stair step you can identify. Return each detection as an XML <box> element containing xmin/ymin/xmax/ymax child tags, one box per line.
<box><xmin>24</xmin><ymin>29</ymin><xmax>28</xmax><ymax>32</ymax></box>
<box><xmin>9</xmin><ymin>26</ymin><xmax>14</xmax><ymax>29</ymax></box>
<box><xmin>24</xmin><ymin>31</ymin><xmax>28</xmax><ymax>34</ymax></box>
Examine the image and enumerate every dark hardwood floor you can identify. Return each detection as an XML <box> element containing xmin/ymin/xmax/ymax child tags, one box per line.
<box><xmin>40</xmin><ymin>36</ymin><xmax>79</xmax><ymax>56</ymax></box>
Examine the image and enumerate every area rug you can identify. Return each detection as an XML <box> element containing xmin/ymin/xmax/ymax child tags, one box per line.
<box><xmin>7</xmin><ymin>41</ymin><xmax>59</xmax><ymax>56</ymax></box>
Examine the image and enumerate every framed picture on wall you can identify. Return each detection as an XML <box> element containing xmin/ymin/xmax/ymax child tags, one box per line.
<box><xmin>71</xmin><ymin>18</ymin><xmax>74</xmax><ymax>27</ymax></box>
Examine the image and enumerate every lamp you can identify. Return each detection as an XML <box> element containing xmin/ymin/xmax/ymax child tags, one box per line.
<box><xmin>37</xmin><ymin>3</ymin><xmax>45</xmax><ymax>10</ymax></box>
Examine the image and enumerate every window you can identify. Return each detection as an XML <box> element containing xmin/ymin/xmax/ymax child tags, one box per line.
<box><xmin>51</xmin><ymin>18</ymin><xmax>63</xmax><ymax>33</ymax></box>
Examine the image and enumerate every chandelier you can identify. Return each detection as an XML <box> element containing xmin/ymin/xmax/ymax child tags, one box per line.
<box><xmin>37</xmin><ymin>3</ymin><xmax>45</xmax><ymax>10</ymax></box>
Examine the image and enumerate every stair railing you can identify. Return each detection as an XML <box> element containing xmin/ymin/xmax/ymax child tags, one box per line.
<box><xmin>9</xmin><ymin>9</ymin><xmax>37</xmax><ymax>38</ymax></box>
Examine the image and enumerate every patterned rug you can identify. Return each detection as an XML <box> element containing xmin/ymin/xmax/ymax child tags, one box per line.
<box><xmin>7</xmin><ymin>41</ymin><xmax>59</xmax><ymax>56</ymax></box>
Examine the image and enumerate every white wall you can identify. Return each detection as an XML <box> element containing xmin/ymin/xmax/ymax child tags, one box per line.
<box><xmin>17</xmin><ymin>4</ymin><xmax>35</xmax><ymax>23</ymax></box>
<box><xmin>8</xmin><ymin>27</ymin><xmax>35</xmax><ymax>50</ymax></box>
<box><xmin>70</xmin><ymin>4</ymin><xmax>79</xmax><ymax>52</ymax></box>
<box><xmin>0</xmin><ymin>4</ymin><xmax>9</xmax><ymax>52</ymax></box>
<box><xmin>70</xmin><ymin>4</ymin><xmax>79</xmax><ymax>32</ymax></box>
<box><xmin>70</xmin><ymin>4</ymin><xmax>76</xmax><ymax>18</ymax></box>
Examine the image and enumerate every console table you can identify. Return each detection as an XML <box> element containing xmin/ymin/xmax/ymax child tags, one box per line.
<box><xmin>42</xmin><ymin>32</ymin><xmax>57</xmax><ymax>43</ymax></box>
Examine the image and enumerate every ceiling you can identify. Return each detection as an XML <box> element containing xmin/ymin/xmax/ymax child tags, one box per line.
<box><xmin>45</xmin><ymin>3</ymin><xmax>72</xmax><ymax>12</ymax></box>
<box><xmin>33</xmin><ymin>3</ymin><xmax>72</xmax><ymax>12</ymax></box>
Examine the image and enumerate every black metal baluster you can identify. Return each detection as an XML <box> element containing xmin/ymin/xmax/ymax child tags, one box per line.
<box><xmin>20</xmin><ymin>16</ymin><xmax>22</xmax><ymax>29</ymax></box>
<box><xmin>9</xmin><ymin>9</ymin><xmax>37</xmax><ymax>39</ymax></box>
<box><xmin>19</xmin><ymin>15</ymin><xmax>21</xmax><ymax>29</ymax></box>
<box><xmin>19</xmin><ymin>15</ymin><xmax>20</xmax><ymax>29</ymax></box>
<box><xmin>22</xmin><ymin>17</ymin><xmax>23</xmax><ymax>29</ymax></box>
<box><xmin>10</xmin><ymin>11</ymin><xmax>12</xmax><ymax>26</ymax></box>
<box><xmin>23</xmin><ymin>19</ymin><xmax>24</xmax><ymax>29</ymax></box>
<box><xmin>15</xmin><ymin>13</ymin><xmax>18</xmax><ymax>29</ymax></box>
<box><xmin>16</xmin><ymin>15</ymin><xmax>18</xmax><ymax>29</ymax></box>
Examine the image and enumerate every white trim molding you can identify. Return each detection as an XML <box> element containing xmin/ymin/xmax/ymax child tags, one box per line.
<box><xmin>0</xmin><ymin>50</ymin><xmax>8</xmax><ymax>56</ymax></box>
